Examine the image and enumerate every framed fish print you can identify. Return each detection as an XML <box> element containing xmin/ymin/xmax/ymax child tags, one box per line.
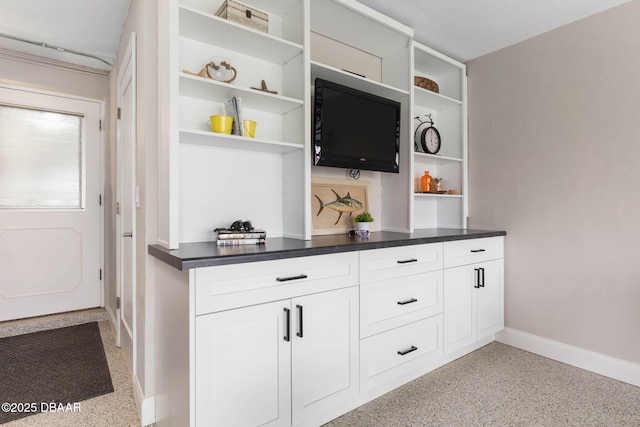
<box><xmin>311</xmin><ymin>178</ymin><xmax>370</xmax><ymax>235</ymax></box>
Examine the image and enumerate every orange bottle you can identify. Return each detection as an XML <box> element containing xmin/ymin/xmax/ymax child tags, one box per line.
<box><xmin>420</xmin><ymin>171</ymin><xmax>432</xmax><ymax>193</ymax></box>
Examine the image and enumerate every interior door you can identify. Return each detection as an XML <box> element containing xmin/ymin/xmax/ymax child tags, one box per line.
<box><xmin>116</xmin><ymin>33</ymin><xmax>136</xmax><ymax>376</ymax></box>
<box><xmin>0</xmin><ymin>84</ymin><xmax>103</xmax><ymax>322</ymax></box>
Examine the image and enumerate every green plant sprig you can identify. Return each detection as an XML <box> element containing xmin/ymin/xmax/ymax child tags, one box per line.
<box><xmin>354</xmin><ymin>211</ymin><xmax>374</xmax><ymax>222</ymax></box>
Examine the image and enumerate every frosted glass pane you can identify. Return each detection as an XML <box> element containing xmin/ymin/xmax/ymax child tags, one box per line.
<box><xmin>0</xmin><ymin>105</ymin><xmax>82</xmax><ymax>209</ymax></box>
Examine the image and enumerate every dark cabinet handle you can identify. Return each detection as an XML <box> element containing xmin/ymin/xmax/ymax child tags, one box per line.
<box><xmin>283</xmin><ymin>308</ymin><xmax>291</xmax><ymax>342</ymax></box>
<box><xmin>470</xmin><ymin>249</ymin><xmax>486</xmax><ymax>253</ymax></box>
<box><xmin>479</xmin><ymin>268</ymin><xmax>485</xmax><ymax>288</ymax></box>
<box><xmin>276</xmin><ymin>274</ymin><xmax>308</xmax><ymax>282</ymax></box>
<box><xmin>474</xmin><ymin>268</ymin><xmax>481</xmax><ymax>288</ymax></box>
<box><xmin>397</xmin><ymin>258</ymin><xmax>418</xmax><ymax>264</ymax></box>
<box><xmin>296</xmin><ymin>304</ymin><xmax>303</xmax><ymax>338</ymax></box>
<box><xmin>397</xmin><ymin>298</ymin><xmax>418</xmax><ymax>305</ymax></box>
<box><xmin>397</xmin><ymin>346</ymin><xmax>418</xmax><ymax>356</ymax></box>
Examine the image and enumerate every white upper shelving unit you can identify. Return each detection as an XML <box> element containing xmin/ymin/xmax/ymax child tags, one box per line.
<box><xmin>157</xmin><ymin>0</ymin><xmax>468</xmax><ymax>247</ymax></box>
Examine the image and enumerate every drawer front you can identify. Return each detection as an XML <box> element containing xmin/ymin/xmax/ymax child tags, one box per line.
<box><xmin>195</xmin><ymin>252</ymin><xmax>358</xmax><ymax>315</ymax></box>
<box><xmin>360</xmin><ymin>315</ymin><xmax>443</xmax><ymax>391</ymax></box>
<box><xmin>359</xmin><ymin>243</ymin><xmax>443</xmax><ymax>284</ymax></box>
<box><xmin>360</xmin><ymin>270</ymin><xmax>443</xmax><ymax>338</ymax></box>
<box><xmin>444</xmin><ymin>237</ymin><xmax>503</xmax><ymax>268</ymax></box>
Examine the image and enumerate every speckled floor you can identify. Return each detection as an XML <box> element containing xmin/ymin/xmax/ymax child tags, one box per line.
<box><xmin>0</xmin><ymin>310</ymin><xmax>143</xmax><ymax>427</ymax></box>
<box><xmin>5</xmin><ymin>313</ymin><xmax>638</xmax><ymax>427</ymax></box>
<box><xmin>325</xmin><ymin>342</ymin><xmax>640</xmax><ymax>427</ymax></box>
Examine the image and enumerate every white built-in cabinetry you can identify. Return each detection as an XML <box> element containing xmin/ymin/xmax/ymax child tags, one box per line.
<box><xmin>157</xmin><ymin>0</ymin><xmax>468</xmax><ymax>249</ymax></box>
<box><xmin>309</xmin><ymin>0</ymin><xmax>412</xmax><ymax>233</ymax></box>
<box><xmin>153</xmin><ymin>236</ymin><xmax>504</xmax><ymax>426</ymax></box>
<box><xmin>159</xmin><ymin>0</ymin><xmax>310</xmax><ymax>246</ymax></box>
<box><xmin>195</xmin><ymin>287</ymin><xmax>359</xmax><ymax>426</ymax></box>
<box><xmin>191</xmin><ymin>251</ymin><xmax>360</xmax><ymax>427</ymax></box>
<box><xmin>359</xmin><ymin>244</ymin><xmax>444</xmax><ymax>396</ymax></box>
<box><xmin>412</xmin><ymin>42</ymin><xmax>468</xmax><ymax>229</ymax></box>
<box><xmin>443</xmin><ymin>237</ymin><xmax>505</xmax><ymax>356</ymax></box>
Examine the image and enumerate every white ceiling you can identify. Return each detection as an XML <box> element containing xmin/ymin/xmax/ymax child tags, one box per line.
<box><xmin>0</xmin><ymin>0</ymin><xmax>131</xmax><ymax>71</ymax></box>
<box><xmin>0</xmin><ymin>0</ymin><xmax>633</xmax><ymax>71</ymax></box>
<box><xmin>358</xmin><ymin>0</ymin><xmax>633</xmax><ymax>62</ymax></box>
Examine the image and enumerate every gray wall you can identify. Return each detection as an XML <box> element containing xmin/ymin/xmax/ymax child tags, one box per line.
<box><xmin>467</xmin><ymin>0</ymin><xmax>640</xmax><ymax>364</ymax></box>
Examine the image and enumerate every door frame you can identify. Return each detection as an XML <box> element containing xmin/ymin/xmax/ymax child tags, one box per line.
<box><xmin>115</xmin><ymin>32</ymin><xmax>137</xmax><ymax>377</ymax></box>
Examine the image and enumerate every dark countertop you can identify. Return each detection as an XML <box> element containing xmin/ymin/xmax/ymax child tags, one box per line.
<box><xmin>148</xmin><ymin>228</ymin><xmax>506</xmax><ymax>271</ymax></box>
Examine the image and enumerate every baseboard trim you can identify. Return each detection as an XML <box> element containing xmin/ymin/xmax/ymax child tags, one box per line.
<box><xmin>496</xmin><ymin>328</ymin><xmax>640</xmax><ymax>388</ymax></box>
<box><xmin>133</xmin><ymin>374</ymin><xmax>156</xmax><ymax>426</ymax></box>
<box><xmin>106</xmin><ymin>305</ymin><xmax>117</xmax><ymax>337</ymax></box>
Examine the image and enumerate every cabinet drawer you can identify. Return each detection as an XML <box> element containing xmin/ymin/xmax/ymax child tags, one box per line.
<box><xmin>444</xmin><ymin>237</ymin><xmax>503</xmax><ymax>268</ymax></box>
<box><xmin>360</xmin><ymin>315</ymin><xmax>443</xmax><ymax>391</ymax></box>
<box><xmin>359</xmin><ymin>243</ymin><xmax>443</xmax><ymax>284</ymax></box>
<box><xmin>360</xmin><ymin>270</ymin><xmax>442</xmax><ymax>338</ymax></box>
<box><xmin>195</xmin><ymin>252</ymin><xmax>358</xmax><ymax>315</ymax></box>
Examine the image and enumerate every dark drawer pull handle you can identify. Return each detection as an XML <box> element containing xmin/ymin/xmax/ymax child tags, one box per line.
<box><xmin>470</xmin><ymin>249</ymin><xmax>486</xmax><ymax>253</ymax></box>
<box><xmin>283</xmin><ymin>307</ymin><xmax>291</xmax><ymax>342</ymax></box>
<box><xmin>397</xmin><ymin>298</ymin><xmax>418</xmax><ymax>305</ymax></box>
<box><xmin>397</xmin><ymin>258</ymin><xmax>418</xmax><ymax>264</ymax></box>
<box><xmin>276</xmin><ymin>274</ymin><xmax>308</xmax><ymax>282</ymax></box>
<box><xmin>397</xmin><ymin>346</ymin><xmax>418</xmax><ymax>356</ymax></box>
<box><xmin>296</xmin><ymin>304</ymin><xmax>303</xmax><ymax>338</ymax></box>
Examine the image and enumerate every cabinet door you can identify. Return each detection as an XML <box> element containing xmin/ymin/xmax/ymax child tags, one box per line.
<box><xmin>477</xmin><ymin>259</ymin><xmax>504</xmax><ymax>340</ymax></box>
<box><xmin>195</xmin><ymin>300</ymin><xmax>291</xmax><ymax>427</ymax></box>
<box><xmin>291</xmin><ymin>287</ymin><xmax>359</xmax><ymax>424</ymax></box>
<box><xmin>443</xmin><ymin>265</ymin><xmax>477</xmax><ymax>354</ymax></box>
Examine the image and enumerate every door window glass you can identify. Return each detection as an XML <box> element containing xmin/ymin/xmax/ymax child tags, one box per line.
<box><xmin>0</xmin><ymin>104</ymin><xmax>83</xmax><ymax>209</ymax></box>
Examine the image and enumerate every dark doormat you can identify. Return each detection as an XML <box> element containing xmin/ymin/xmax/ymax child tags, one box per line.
<box><xmin>0</xmin><ymin>322</ymin><xmax>114</xmax><ymax>424</ymax></box>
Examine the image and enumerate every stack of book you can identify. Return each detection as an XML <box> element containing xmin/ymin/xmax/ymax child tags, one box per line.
<box><xmin>216</xmin><ymin>228</ymin><xmax>266</xmax><ymax>246</ymax></box>
<box><xmin>224</xmin><ymin>96</ymin><xmax>244</xmax><ymax>136</ymax></box>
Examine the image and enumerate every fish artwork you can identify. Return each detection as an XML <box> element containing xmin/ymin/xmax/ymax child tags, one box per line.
<box><xmin>315</xmin><ymin>189</ymin><xmax>364</xmax><ymax>225</ymax></box>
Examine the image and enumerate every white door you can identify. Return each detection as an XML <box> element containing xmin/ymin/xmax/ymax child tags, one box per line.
<box><xmin>195</xmin><ymin>300</ymin><xmax>292</xmax><ymax>427</ymax></box>
<box><xmin>292</xmin><ymin>287</ymin><xmax>359</xmax><ymax>425</ymax></box>
<box><xmin>116</xmin><ymin>33</ymin><xmax>136</xmax><ymax>376</ymax></box>
<box><xmin>0</xmin><ymin>85</ymin><xmax>103</xmax><ymax>322</ymax></box>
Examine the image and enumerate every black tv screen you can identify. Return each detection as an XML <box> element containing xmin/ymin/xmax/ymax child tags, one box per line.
<box><xmin>313</xmin><ymin>78</ymin><xmax>400</xmax><ymax>173</ymax></box>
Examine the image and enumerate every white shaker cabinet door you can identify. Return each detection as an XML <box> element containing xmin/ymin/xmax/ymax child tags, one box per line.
<box><xmin>444</xmin><ymin>259</ymin><xmax>504</xmax><ymax>355</ymax></box>
<box><xmin>195</xmin><ymin>300</ymin><xmax>292</xmax><ymax>427</ymax></box>
<box><xmin>443</xmin><ymin>264</ymin><xmax>477</xmax><ymax>354</ymax></box>
<box><xmin>477</xmin><ymin>259</ymin><xmax>504</xmax><ymax>340</ymax></box>
<box><xmin>291</xmin><ymin>286</ymin><xmax>359</xmax><ymax>425</ymax></box>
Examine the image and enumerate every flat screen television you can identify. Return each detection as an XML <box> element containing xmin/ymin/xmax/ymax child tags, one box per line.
<box><xmin>313</xmin><ymin>78</ymin><xmax>400</xmax><ymax>173</ymax></box>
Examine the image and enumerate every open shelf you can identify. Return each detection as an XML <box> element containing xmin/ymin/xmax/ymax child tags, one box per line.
<box><xmin>413</xmin><ymin>86</ymin><xmax>462</xmax><ymax>110</ymax></box>
<box><xmin>179</xmin><ymin>129</ymin><xmax>302</xmax><ymax>154</ymax></box>
<box><xmin>414</xmin><ymin>192</ymin><xmax>463</xmax><ymax>199</ymax></box>
<box><xmin>414</xmin><ymin>152</ymin><xmax>463</xmax><ymax>165</ymax></box>
<box><xmin>179</xmin><ymin>73</ymin><xmax>303</xmax><ymax>114</ymax></box>
<box><xmin>179</xmin><ymin>4</ymin><xmax>303</xmax><ymax>64</ymax></box>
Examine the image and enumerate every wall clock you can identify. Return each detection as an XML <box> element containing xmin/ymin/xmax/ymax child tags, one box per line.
<box><xmin>414</xmin><ymin>114</ymin><xmax>441</xmax><ymax>154</ymax></box>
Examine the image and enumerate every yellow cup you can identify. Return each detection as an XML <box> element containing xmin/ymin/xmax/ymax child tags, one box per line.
<box><xmin>208</xmin><ymin>115</ymin><xmax>234</xmax><ymax>134</ymax></box>
<box><xmin>243</xmin><ymin>120</ymin><xmax>257</xmax><ymax>138</ymax></box>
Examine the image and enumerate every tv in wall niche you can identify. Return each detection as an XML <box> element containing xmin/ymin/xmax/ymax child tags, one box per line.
<box><xmin>313</xmin><ymin>78</ymin><xmax>400</xmax><ymax>173</ymax></box>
